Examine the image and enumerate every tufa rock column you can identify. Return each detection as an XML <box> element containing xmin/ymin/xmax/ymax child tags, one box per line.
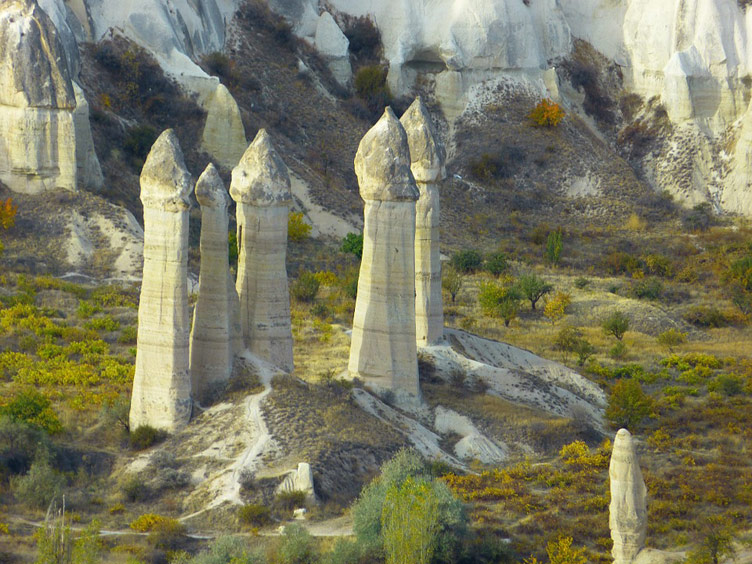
<box><xmin>348</xmin><ymin>107</ymin><xmax>421</xmax><ymax>401</ymax></box>
<box><xmin>129</xmin><ymin>130</ymin><xmax>192</xmax><ymax>432</ymax></box>
<box><xmin>400</xmin><ymin>97</ymin><xmax>446</xmax><ymax>346</ymax></box>
<box><xmin>609</xmin><ymin>428</ymin><xmax>648</xmax><ymax>564</ymax></box>
<box><xmin>201</xmin><ymin>83</ymin><xmax>247</xmax><ymax>169</ymax></box>
<box><xmin>230</xmin><ymin>130</ymin><xmax>294</xmax><ymax>372</ymax></box>
<box><xmin>190</xmin><ymin>163</ymin><xmax>235</xmax><ymax>402</ymax></box>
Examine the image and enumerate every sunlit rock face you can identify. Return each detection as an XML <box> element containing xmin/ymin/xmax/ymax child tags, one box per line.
<box><xmin>190</xmin><ymin>164</ymin><xmax>235</xmax><ymax>403</ymax></box>
<box><xmin>0</xmin><ymin>0</ymin><xmax>77</xmax><ymax>194</ymax></box>
<box><xmin>348</xmin><ymin>107</ymin><xmax>421</xmax><ymax>403</ymax></box>
<box><xmin>130</xmin><ymin>130</ymin><xmax>192</xmax><ymax>433</ymax></box>
<box><xmin>609</xmin><ymin>428</ymin><xmax>647</xmax><ymax>564</ymax></box>
<box><xmin>231</xmin><ymin>130</ymin><xmax>294</xmax><ymax>373</ymax></box>
<box><xmin>201</xmin><ymin>84</ymin><xmax>247</xmax><ymax>170</ymax></box>
<box><xmin>400</xmin><ymin>97</ymin><xmax>446</xmax><ymax>347</ymax></box>
<box><xmin>314</xmin><ymin>11</ymin><xmax>352</xmax><ymax>87</ymax></box>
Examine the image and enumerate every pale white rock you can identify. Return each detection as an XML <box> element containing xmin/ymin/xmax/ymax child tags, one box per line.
<box><xmin>190</xmin><ymin>164</ymin><xmax>235</xmax><ymax>402</ymax></box>
<box><xmin>201</xmin><ymin>84</ymin><xmax>247</xmax><ymax>170</ymax></box>
<box><xmin>0</xmin><ymin>0</ymin><xmax>77</xmax><ymax>195</ymax></box>
<box><xmin>401</xmin><ymin>98</ymin><xmax>445</xmax><ymax>346</ymax></box>
<box><xmin>37</xmin><ymin>0</ymin><xmax>81</xmax><ymax>76</ymax></box>
<box><xmin>610</xmin><ymin>428</ymin><xmax>648</xmax><ymax>564</ymax></box>
<box><xmin>72</xmin><ymin>82</ymin><xmax>103</xmax><ymax>191</ymax></box>
<box><xmin>434</xmin><ymin>406</ymin><xmax>507</xmax><ymax>464</ymax></box>
<box><xmin>314</xmin><ymin>12</ymin><xmax>352</xmax><ymax>86</ymax></box>
<box><xmin>276</xmin><ymin>462</ymin><xmax>316</xmax><ymax>502</ymax></box>
<box><xmin>130</xmin><ymin>130</ymin><xmax>193</xmax><ymax>432</ymax></box>
<box><xmin>348</xmin><ymin>107</ymin><xmax>421</xmax><ymax>402</ymax></box>
<box><xmin>231</xmin><ymin>130</ymin><xmax>294</xmax><ymax>373</ymax></box>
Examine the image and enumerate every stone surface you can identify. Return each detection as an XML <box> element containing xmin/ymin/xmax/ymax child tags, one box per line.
<box><xmin>433</xmin><ymin>406</ymin><xmax>507</xmax><ymax>464</ymax></box>
<box><xmin>276</xmin><ymin>462</ymin><xmax>316</xmax><ymax>502</ymax></box>
<box><xmin>349</xmin><ymin>108</ymin><xmax>421</xmax><ymax>401</ymax></box>
<box><xmin>0</xmin><ymin>0</ymin><xmax>77</xmax><ymax>194</ymax></box>
<box><xmin>401</xmin><ymin>98</ymin><xmax>445</xmax><ymax>346</ymax></box>
<box><xmin>72</xmin><ymin>82</ymin><xmax>103</xmax><ymax>190</ymax></box>
<box><xmin>201</xmin><ymin>84</ymin><xmax>247</xmax><ymax>169</ymax></box>
<box><xmin>231</xmin><ymin>130</ymin><xmax>294</xmax><ymax>372</ymax></box>
<box><xmin>190</xmin><ymin>164</ymin><xmax>235</xmax><ymax>402</ymax></box>
<box><xmin>130</xmin><ymin>130</ymin><xmax>192</xmax><ymax>432</ymax></box>
<box><xmin>314</xmin><ymin>12</ymin><xmax>351</xmax><ymax>86</ymax></box>
<box><xmin>610</xmin><ymin>428</ymin><xmax>648</xmax><ymax>564</ymax></box>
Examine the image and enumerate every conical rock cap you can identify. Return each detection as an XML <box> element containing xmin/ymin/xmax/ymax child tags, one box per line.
<box><xmin>230</xmin><ymin>129</ymin><xmax>291</xmax><ymax>206</ymax></box>
<box><xmin>400</xmin><ymin>97</ymin><xmax>446</xmax><ymax>183</ymax></box>
<box><xmin>195</xmin><ymin>163</ymin><xmax>228</xmax><ymax>209</ymax></box>
<box><xmin>140</xmin><ymin>129</ymin><xmax>192</xmax><ymax>211</ymax></box>
<box><xmin>355</xmin><ymin>107</ymin><xmax>418</xmax><ymax>202</ymax></box>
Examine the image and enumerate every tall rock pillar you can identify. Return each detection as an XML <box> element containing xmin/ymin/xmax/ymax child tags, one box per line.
<box><xmin>348</xmin><ymin>107</ymin><xmax>421</xmax><ymax>401</ymax></box>
<box><xmin>190</xmin><ymin>163</ymin><xmax>234</xmax><ymax>402</ymax></box>
<box><xmin>609</xmin><ymin>428</ymin><xmax>648</xmax><ymax>564</ymax></box>
<box><xmin>400</xmin><ymin>98</ymin><xmax>446</xmax><ymax>346</ymax></box>
<box><xmin>129</xmin><ymin>130</ymin><xmax>192</xmax><ymax>432</ymax></box>
<box><xmin>230</xmin><ymin>130</ymin><xmax>294</xmax><ymax>372</ymax></box>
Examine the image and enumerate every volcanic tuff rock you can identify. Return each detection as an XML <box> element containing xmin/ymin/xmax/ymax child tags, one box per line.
<box><xmin>201</xmin><ymin>84</ymin><xmax>247</xmax><ymax>170</ymax></box>
<box><xmin>314</xmin><ymin>12</ymin><xmax>351</xmax><ymax>87</ymax></box>
<box><xmin>72</xmin><ymin>81</ymin><xmax>103</xmax><ymax>191</ymax></box>
<box><xmin>349</xmin><ymin>107</ymin><xmax>421</xmax><ymax>401</ymax></box>
<box><xmin>130</xmin><ymin>130</ymin><xmax>192</xmax><ymax>432</ymax></box>
<box><xmin>190</xmin><ymin>164</ymin><xmax>235</xmax><ymax>402</ymax></box>
<box><xmin>231</xmin><ymin>130</ymin><xmax>294</xmax><ymax>373</ymax></box>
<box><xmin>0</xmin><ymin>0</ymin><xmax>77</xmax><ymax>194</ymax></box>
<box><xmin>609</xmin><ymin>428</ymin><xmax>648</xmax><ymax>564</ymax></box>
<box><xmin>401</xmin><ymin>97</ymin><xmax>446</xmax><ymax>347</ymax></box>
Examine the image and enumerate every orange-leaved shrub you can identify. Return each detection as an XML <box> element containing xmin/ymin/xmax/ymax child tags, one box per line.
<box><xmin>529</xmin><ymin>99</ymin><xmax>565</xmax><ymax>127</ymax></box>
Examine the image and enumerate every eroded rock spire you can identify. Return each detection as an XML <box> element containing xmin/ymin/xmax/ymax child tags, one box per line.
<box><xmin>231</xmin><ymin>129</ymin><xmax>294</xmax><ymax>372</ymax></box>
<box><xmin>348</xmin><ymin>107</ymin><xmax>421</xmax><ymax>401</ymax></box>
<box><xmin>190</xmin><ymin>164</ymin><xmax>235</xmax><ymax>402</ymax></box>
<box><xmin>130</xmin><ymin>130</ymin><xmax>192</xmax><ymax>432</ymax></box>
<box><xmin>401</xmin><ymin>97</ymin><xmax>446</xmax><ymax>346</ymax></box>
<box><xmin>610</xmin><ymin>428</ymin><xmax>648</xmax><ymax>564</ymax></box>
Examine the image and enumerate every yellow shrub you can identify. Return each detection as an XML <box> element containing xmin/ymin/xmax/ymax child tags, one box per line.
<box><xmin>288</xmin><ymin>212</ymin><xmax>312</xmax><ymax>242</ymax></box>
<box><xmin>129</xmin><ymin>513</ymin><xmax>179</xmax><ymax>532</ymax></box>
<box><xmin>529</xmin><ymin>99</ymin><xmax>565</xmax><ymax>127</ymax></box>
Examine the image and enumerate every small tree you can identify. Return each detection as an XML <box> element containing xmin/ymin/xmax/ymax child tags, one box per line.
<box><xmin>657</xmin><ymin>328</ymin><xmax>687</xmax><ymax>352</ymax></box>
<box><xmin>442</xmin><ymin>267</ymin><xmax>463</xmax><ymax>303</ymax></box>
<box><xmin>478</xmin><ymin>281</ymin><xmax>522</xmax><ymax>327</ymax></box>
<box><xmin>291</xmin><ymin>271</ymin><xmax>320</xmax><ymax>303</ymax></box>
<box><xmin>450</xmin><ymin>250</ymin><xmax>483</xmax><ymax>274</ymax></box>
<box><xmin>543</xmin><ymin>291</ymin><xmax>571</xmax><ymax>325</ymax></box>
<box><xmin>605</xmin><ymin>378</ymin><xmax>652</xmax><ymax>430</ymax></box>
<box><xmin>484</xmin><ymin>252</ymin><xmax>509</xmax><ymax>276</ymax></box>
<box><xmin>341</xmin><ymin>232</ymin><xmax>364</xmax><ymax>259</ymax></box>
<box><xmin>603</xmin><ymin>310</ymin><xmax>630</xmax><ymax>341</ymax></box>
<box><xmin>544</xmin><ymin>228</ymin><xmax>563</xmax><ymax>267</ymax></box>
<box><xmin>516</xmin><ymin>274</ymin><xmax>553</xmax><ymax>311</ymax></box>
<box><xmin>529</xmin><ymin>99</ymin><xmax>565</xmax><ymax>127</ymax></box>
<box><xmin>288</xmin><ymin>212</ymin><xmax>311</xmax><ymax>242</ymax></box>
<box><xmin>381</xmin><ymin>476</ymin><xmax>440</xmax><ymax>564</ymax></box>
<box><xmin>685</xmin><ymin>516</ymin><xmax>737</xmax><ymax>564</ymax></box>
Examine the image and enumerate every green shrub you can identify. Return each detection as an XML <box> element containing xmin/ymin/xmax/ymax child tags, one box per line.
<box><xmin>291</xmin><ymin>272</ymin><xmax>320</xmax><ymax>303</ymax></box>
<box><xmin>606</xmin><ymin>378</ymin><xmax>652</xmax><ymax>431</ymax></box>
<box><xmin>442</xmin><ymin>267</ymin><xmax>463</xmax><ymax>303</ymax></box>
<box><xmin>484</xmin><ymin>252</ymin><xmax>509</xmax><ymax>276</ymax></box>
<box><xmin>602</xmin><ymin>310</ymin><xmax>630</xmax><ymax>341</ymax></box>
<box><xmin>684</xmin><ymin>306</ymin><xmax>730</xmax><ymax>328</ymax></box>
<box><xmin>323</xmin><ymin>538</ymin><xmax>369</xmax><ymax>564</ymax></box>
<box><xmin>0</xmin><ymin>416</ymin><xmax>50</xmax><ymax>476</ymax></box>
<box><xmin>276</xmin><ymin>490</ymin><xmax>307</xmax><ymax>511</ymax></box>
<box><xmin>554</xmin><ymin>326</ymin><xmax>595</xmax><ymax>366</ymax></box>
<box><xmin>121</xmin><ymin>475</ymin><xmax>149</xmax><ymax>502</ymax></box>
<box><xmin>0</xmin><ymin>388</ymin><xmax>62</xmax><ymax>434</ymax></box>
<box><xmin>130</xmin><ymin>425</ymin><xmax>166</xmax><ymax>450</ymax></box>
<box><xmin>343</xmin><ymin>16</ymin><xmax>381</xmax><ymax>58</ymax></box>
<box><xmin>76</xmin><ymin>300</ymin><xmax>101</xmax><ymax>319</ymax></box>
<box><xmin>450</xmin><ymin>250</ymin><xmax>483</xmax><ymax>274</ymax></box>
<box><xmin>708</xmin><ymin>373</ymin><xmax>745</xmax><ymax>396</ymax></box>
<box><xmin>279</xmin><ymin>524</ymin><xmax>318</xmax><ymax>564</ymax></box>
<box><xmin>609</xmin><ymin>341</ymin><xmax>628</xmax><ymax>360</ymax></box>
<box><xmin>228</xmin><ymin>231</ymin><xmax>238</xmax><ymax>268</ymax></box>
<box><xmin>11</xmin><ymin>451</ymin><xmax>66</xmax><ymax>509</ymax></box>
<box><xmin>544</xmin><ymin>228</ymin><xmax>563</xmax><ymax>267</ymax></box>
<box><xmin>573</xmin><ymin>277</ymin><xmax>590</xmax><ymax>290</ymax></box>
<box><xmin>85</xmin><ymin>315</ymin><xmax>121</xmax><ymax>332</ymax></box>
<box><xmin>516</xmin><ymin>274</ymin><xmax>553</xmax><ymax>311</ymax></box>
<box><xmin>118</xmin><ymin>326</ymin><xmax>138</xmax><ymax>345</ymax></box>
<box><xmin>630</xmin><ymin>277</ymin><xmax>663</xmax><ymax>300</ymax></box>
<box><xmin>187</xmin><ymin>536</ymin><xmax>266</xmax><ymax>564</ymax></box>
<box><xmin>341</xmin><ymin>233</ymin><xmax>364</xmax><ymax>259</ymax></box>
<box><xmin>478</xmin><ymin>281</ymin><xmax>521</xmax><ymax>326</ymax></box>
<box><xmin>288</xmin><ymin>212</ymin><xmax>312</xmax><ymax>243</ymax></box>
<box><xmin>657</xmin><ymin>328</ymin><xmax>687</xmax><ymax>351</ymax></box>
<box><xmin>238</xmin><ymin>504</ymin><xmax>271</xmax><ymax>527</ymax></box>
<box><xmin>354</xmin><ymin>66</ymin><xmax>391</xmax><ymax>114</ymax></box>
<box><xmin>123</xmin><ymin>125</ymin><xmax>158</xmax><ymax>162</ymax></box>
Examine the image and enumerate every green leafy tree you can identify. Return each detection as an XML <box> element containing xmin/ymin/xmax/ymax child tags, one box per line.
<box><xmin>516</xmin><ymin>274</ymin><xmax>553</xmax><ymax>311</ymax></box>
<box><xmin>603</xmin><ymin>310</ymin><xmax>630</xmax><ymax>341</ymax></box>
<box><xmin>724</xmin><ymin>254</ymin><xmax>752</xmax><ymax>313</ymax></box>
<box><xmin>684</xmin><ymin>517</ymin><xmax>737</xmax><ymax>564</ymax></box>
<box><xmin>0</xmin><ymin>389</ymin><xmax>62</xmax><ymax>435</ymax></box>
<box><xmin>279</xmin><ymin>524</ymin><xmax>318</xmax><ymax>564</ymax></box>
<box><xmin>606</xmin><ymin>378</ymin><xmax>653</xmax><ymax>431</ymax></box>
<box><xmin>11</xmin><ymin>450</ymin><xmax>66</xmax><ymax>509</ymax></box>
<box><xmin>442</xmin><ymin>267</ymin><xmax>463</xmax><ymax>303</ymax></box>
<box><xmin>478</xmin><ymin>281</ymin><xmax>522</xmax><ymax>327</ymax></box>
<box><xmin>382</xmin><ymin>476</ymin><xmax>440</xmax><ymax>564</ymax></box>
<box><xmin>484</xmin><ymin>252</ymin><xmax>509</xmax><ymax>276</ymax></box>
<box><xmin>544</xmin><ymin>227</ymin><xmax>563</xmax><ymax>267</ymax></box>
<box><xmin>450</xmin><ymin>250</ymin><xmax>483</xmax><ymax>274</ymax></box>
<box><xmin>341</xmin><ymin>233</ymin><xmax>364</xmax><ymax>259</ymax></box>
<box><xmin>657</xmin><ymin>328</ymin><xmax>687</xmax><ymax>352</ymax></box>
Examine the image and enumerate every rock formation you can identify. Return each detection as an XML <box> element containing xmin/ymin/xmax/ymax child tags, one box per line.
<box><xmin>201</xmin><ymin>84</ymin><xmax>247</xmax><ymax>169</ymax></box>
<box><xmin>230</xmin><ymin>130</ymin><xmax>294</xmax><ymax>373</ymax></box>
<box><xmin>276</xmin><ymin>462</ymin><xmax>317</xmax><ymax>503</ymax></box>
<box><xmin>314</xmin><ymin>12</ymin><xmax>351</xmax><ymax>87</ymax></box>
<box><xmin>609</xmin><ymin>428</ymin><xmax>648</xmax><ymax>564</ymax></box>
<box><xmin>348</xmin><ymin>107</ymin><xmax>421</xmax><ymax>401</ymax></box>
<box><xmin>400</xmin><ymin>98</ymin><xmax>445</xmax><ymax>346</ymax></box>
<box><xmin>190</xmin><ymin>163</ymin><xmax>234</xmax><ymax>402</ymax></box>
<box><xmin>72</xmin><ymin>82</ymin><xmax>103</xmax><ymax>191</ymax></box>
<box><xmin>130</xmin><ymin>129</ymin><xmax>192</xmax><ymax>432</ymax></box>
<box><xmin>0</xmin><ymin>0</ymin><xmax>77</xmax><ymax>194</ymax></box>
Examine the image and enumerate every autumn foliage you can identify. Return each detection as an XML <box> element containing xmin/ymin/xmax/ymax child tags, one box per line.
<box><xmin>1</xmin><ymin>198</ymin><xmax>17</xmax><ymax>230</ymax></box>
<box><xmin>529</xmin><ymin>98</ymin><xmax>565</xmax><ymax>127</ymax></box>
